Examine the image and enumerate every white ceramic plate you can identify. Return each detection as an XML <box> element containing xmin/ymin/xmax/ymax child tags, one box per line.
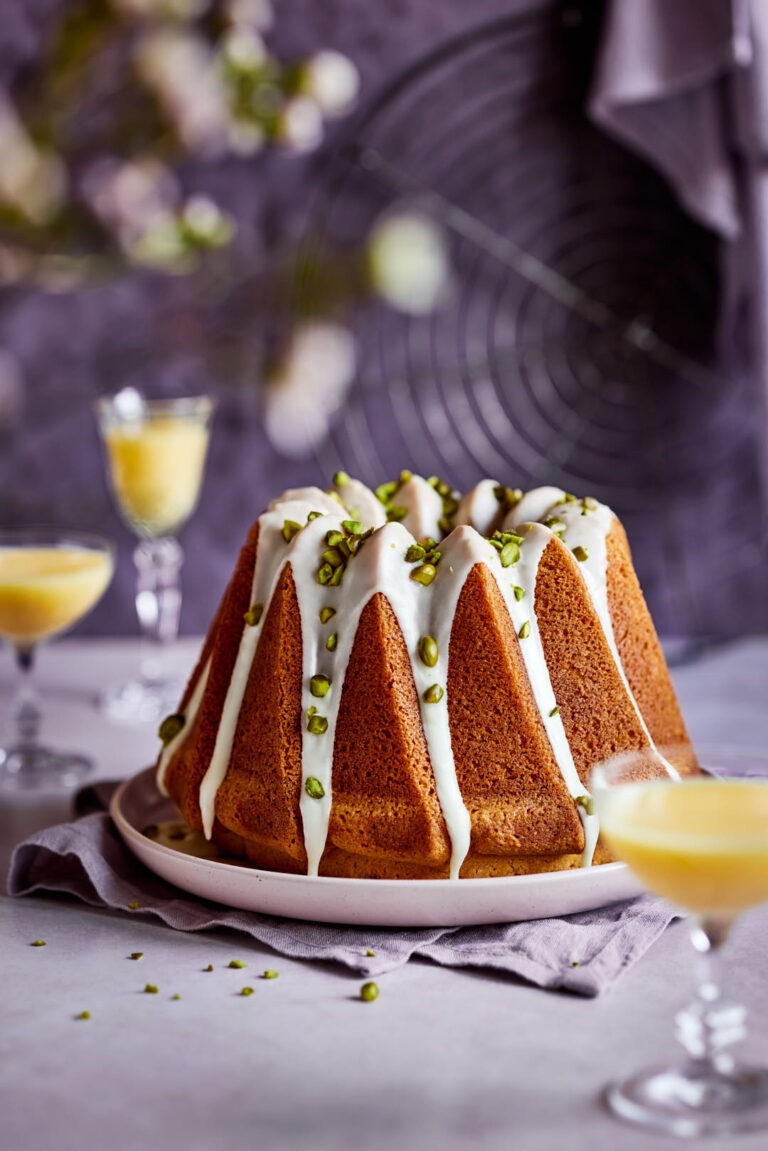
<box><xmin>111</xmin><ymin>767</ymin><xmax>643</xmax><ymax>927</ymax></box>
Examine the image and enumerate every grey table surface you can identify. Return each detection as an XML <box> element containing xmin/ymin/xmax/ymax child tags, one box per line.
<box><xmin>2</xmin><ymin>636</ymin><xmax>768</xmax><ymax>1151</ymax></box>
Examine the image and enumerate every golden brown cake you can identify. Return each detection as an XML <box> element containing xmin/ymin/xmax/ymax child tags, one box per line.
<box><xmin>156</xmin><ymin>474</ymin><xmax>697</xmax><ymax>879</ymax></box>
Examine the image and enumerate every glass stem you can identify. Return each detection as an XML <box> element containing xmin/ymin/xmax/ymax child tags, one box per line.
<box><xmin>13</xmin><ymin>646</ymin><xmax>41</xmax><ymax>750</ymax></box>
<box><xmin>133</xmin><ymin>538</ymin><xmax>183</xmax><ymax>685</ymax></box>
<box><xmin>675</xmin><ymin>916</ymin><xmax>746</xmax><ymax>1079</ymax></box>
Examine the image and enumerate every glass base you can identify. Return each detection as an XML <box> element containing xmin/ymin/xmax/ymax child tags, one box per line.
<box><xmin>0</xmin><ymin>743</ymin><xmax>93</xmax><ymax>790</ymax></box>
<box><xmin>101</xmin><ymin>678</ymin><xmax>184</xmax><ymax>725</ymax></box>
<box><xmin>606</xmin><ymin>1063</ymin><xmax>768</xmax><ymax>1137</ymax></box>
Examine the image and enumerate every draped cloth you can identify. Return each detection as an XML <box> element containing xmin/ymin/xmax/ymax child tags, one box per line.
<box><xmin>590</xmin><ymin>0</ymin><xmax>768</xmax><ymax>506</ymax></box>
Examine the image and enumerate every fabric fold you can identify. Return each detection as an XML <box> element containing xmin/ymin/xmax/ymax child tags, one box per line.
<box><xmin>7</xmin><ymin>783</ymin><xmax>678</xmax><ymax>997</ymax></box>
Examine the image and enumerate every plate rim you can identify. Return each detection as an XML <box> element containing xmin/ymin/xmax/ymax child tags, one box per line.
<box><xmin>111</xmin><ymin>766</ymin><xmax>631</xmax><ymax>893</ymax></box>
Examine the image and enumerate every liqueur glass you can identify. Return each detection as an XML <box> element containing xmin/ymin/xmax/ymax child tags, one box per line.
<box><xmin>591</xmin><ymin>746</ymin><xmax>768</xmax><ymax>1138</ymax></box>
<box><xmin>95</xmin><ymin>388</ymin><xmax>214</xmax><ymax>723</ymax></box>
<box><xmin>0</xmin><ymin>529</ymin><xmax>114</xmax><ymax>789</ymax></box>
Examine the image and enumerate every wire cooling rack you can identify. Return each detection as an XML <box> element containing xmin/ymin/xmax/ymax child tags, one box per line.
<box><xmin>296</xmin><ymin>3</ymin><xmax>765</xmax><ymax>642</ymax></box>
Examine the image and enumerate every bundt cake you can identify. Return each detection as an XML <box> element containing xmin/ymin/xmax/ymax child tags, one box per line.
<box><xmin>156</xmin><ymin>473</ymin><xmax>697</xmax><ymax>880</ymax></box>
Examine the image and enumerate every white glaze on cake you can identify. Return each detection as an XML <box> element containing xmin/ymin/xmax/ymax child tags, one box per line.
<box><xmin>165</xmin><ymin>475</ymin><xmax>674</xmax><ymax>877</ymax></box>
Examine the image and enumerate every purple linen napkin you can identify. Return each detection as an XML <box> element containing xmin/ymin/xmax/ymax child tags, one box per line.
<box><xmin>7</xmin><ymin>783</ymin><xmax>676</xmax><ymax>996</ymax></box>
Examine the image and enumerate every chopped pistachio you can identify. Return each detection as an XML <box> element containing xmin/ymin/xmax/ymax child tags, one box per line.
<box><xmin>375</xmin><ymin>480</ymin><xmax>399</xmax><ymax>505</ymax></box>
<box><xmin>518</xmin><ymin>621</ymin><xmax>531</xmax><ymax>639</ymax></box>
<box><xmin>316</xmin><ymin>563</ymin><xmax>333</xmax><ymax>585</ymax></box>
<box><xmin>158</xmin><ymin>713</ymin><xmax>185</xmax><ymax>745</ymax></box>
<box><xmin>499</xmin><ymin>540</ymin><xmax>520</xmax><ymax>567</ymax></box>
<box><xmin>326</xmin><ymin>529</ymin><xmax>345</xmax><ymax>547</ymax></box>
<box><xmin>128</xmin><ymin>902</ymin><xmax>140</xmax><ymax>910</ymax></box>
<box><xmin>310</xmin><ymin>673</ymin><xmax>331</xmax><ymax>698</ymax></box>
<box><xmin>307</xmin><ymin>706</ymin><xmax>317</xmax><ymax>717</ymax></box>
<box><xmin>241</xmin><ymin>987</ymin><xmax>255</xmax><ymax>997</ymax></box>
<box><xmin>386</xmin><ymin>505</ymin><xmax>407</xmax><ymax>523</ymax></box>
<box><xmin>575</xmin><ymin>795</ymin><xmax>596</xmax><ymax>816</ymax></box>
<box><xmin>418</xmin><ymin>635</ymin><xmax>439</xmax><ymax>668</ymax></box>
<box><xmin>322</xmin><ymin>547</ymin><xmax>344</xmax><ymax>568</ymax></box>
<box><xmin>512</xmin><ymin>585</ymin><xmax>524</xmax><ymax>601</ymax></box>
<box><xmin>582</xmin><ymin>496</ymin><xmax>598</xmax><ymax>510</ymax></box>
<box><xmin>557</xmin><ymin>493</ymin><xmax>577</xmax><ymax>504</ymax></box>
<box><xmin>282</xmin><ymin>519</ymin><xmax>302</xmax><ymax>542</ymax></box>
<box><xmin>400</xmin><ymin>469</ymin><xmax>413</xmax><ymax>483</ymax></box>
<box><xmin>329</xmin><ymin>563</ymin><xmax>345</xmax><ymax>587</ymax></box>
<box><xmin>342</xmin><ymin>519</ymin><xmax>364</xmax><ymax>535</ymax></box>
<box><xmin>205</xmin><ymin>964</ymin><xmax>214</xmax><ymax>972</ymax></box>
<box><xmin>543</xmin><ymin>517</ymin><xmax>566</xmax><ymax>535</ymax></box>
<box><xmin>263</xmin><ymin>969</ymin><xmax>279</xmax><ymax>980</ymax></box>
<box><xmin>410</xmin><ymin>563</ymin><xmax>436</xmax><ymax>587</ymax></box>
<box><xmin>405</xmin><ymin>543</ymin><xmax>426</xmax><ymax>563</ymax></box>
<box><xmin>319</xmin><ymin>606</ymin><xmax>336</xmax><ymax>624</ymax></box>
<box><xmin>243</xmin><ymin>602</ymin><xmax>264</xmax><ymax>626</ymax></box>
<box><xmin>430</xmin><ymin>549</ymin><xmax>442</xmax><ymax>566</ymax></box>
<box><xmin>333</xmin><ymin>470</ymin><xmax>350</xmax><ymax>486</ymax></box>
<box><xmin>144</xmin><ymin>984</ymin><xmax>159</xmax><ymax>994</ymax></box>
<box><xmin>365</xmin><ymin>949</ymin><xmax>375</xmax><ymax>957</ymax></box>
<box><xmin>360</xmin><ymin>981</ymin><xmax>379</xmax><ymax>1002</ymax></box>
<box><xmin>421</xmin><ymin>537</ymin><xmax>437</xmax><ymax>550</ymax></box>
<box><xmin>228</xmin><ymin>959</ymin><xmax>247</xmax><ymax>969</ymax></box>
<box><xmin>549</xmin><ymin>706</ymin><xmax>560</xmax><ymax>717</ymax></box>
<box><xmin>129</xmin><ymin>952</ymin><xmax>144</xmax><ymax>961</ymax></box>
<box><xmin>172</xmin><ymin>994</ymin><xmax>181</xmax><ymax>1000</ymax></box>
<box><xmin>305</xmin><ymin>775</ymin><xmax>326</xmax><ymax>799</ymax></box>
<box><xmin>571</xmin><ymin>961</ymin><xmax>580</xmax><ymax>968</ymax></box>
<box><xmin>488</xmin><ymin>538</ymin><xmax>502</xmax><ymax>551</ymax></box>
<box><xmin>307</xmin><ymin>715</ymin><xmax>329</xmax><ymax>736</ymax></box>
<box><xmin>326</xmin><ymin>632</ymin><xmax>338</xmax><ymax>652</ymax></box>
<box><xmin>31</xmin><ymin>939</ymin><xmax>46</xmax><ymax>947</ymax></box>
<box><xmin>572</xmin><ymin>546</ymin><xmax>588</xmax><ymax>563</ymax></box>
<box><xmin>75</xmin><ymin>1010</ymin><xmax>91</xmax><ymax>1020</ymax></box>
<box><xmin>307</xmin><ymin>510</ymin><xmax>322</xmax><ymax>522</ymax></box>
<box><xmin>423</xmin><ymin>683</ymin><xmax>444</xmax><ymax>705</ymax></box>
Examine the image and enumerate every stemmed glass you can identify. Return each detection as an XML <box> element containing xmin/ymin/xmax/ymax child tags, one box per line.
<box><xmin>591</xmin><ymin>745</ymin><xmax>768</xmax><ymax>1137</ymax></box>
<box><xmin>95</xmin><ymin>388</ymin><xmax>214</xmax><ymax>723</ymax></box>
<box><xmin>0</xmin><ymin>529</ymin><xmax>114</xmax><ymax>789</ymax></box>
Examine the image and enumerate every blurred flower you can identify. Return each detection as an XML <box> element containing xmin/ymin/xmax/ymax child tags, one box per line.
<box><xmin>278</xmin><ymin>96</ymin><xmax>324</xmax><ymax>153</ymax></box>
<box><xmin>134</xmin><ymin>29</ymin><xmax>229</xmax><ymax>156</ymax></box>
<box><xmin>179</xmin><ymin>196</ymin><xmax>234</xmax><ymax>247</ymax></box>
<box><xmin>265</xmin><ymin>321</ymin><xmax>356</xmax><ymax>456</ymax></box>
<box><xmin>300</xmin><ymin>51</ymin><xmax>360</xmax><ymax>120</ymax></box>
<box><xmin>0</xmin><ymin>96</ymin><xmax>66</xmax><ymax>226</ymax></box>
<box><xmin>219</xmin><ymin>25</ymin><xmax>267</xmax><ymax>73</ymax></box>
<box><xmin>367</xmin><ymin>211</ymin><xmax>451</xmax><ymax>315</ymax></box>
<box><xmin>83</xmin><ymin>158</ymin><xmax>179</xmax><ymax>243</ymax></box>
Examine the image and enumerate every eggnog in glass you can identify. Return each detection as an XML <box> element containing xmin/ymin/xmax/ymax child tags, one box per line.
<box><xmin>591</xmin><ymin>746</ymin><xmax>768</xmax><ymax>1137</ymax></box>
<box><xmin>0</xmin><ymin>530</ymin><xmax>114</xmax><ymax>788</ymax></box>
<box><xmin>96</xmin><ymin>388</ymin><xmax>214</xmax><ymax>722</ymax></box>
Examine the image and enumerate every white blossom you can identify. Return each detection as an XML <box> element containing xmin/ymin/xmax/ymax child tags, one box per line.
<box><xmin>368</xmin><ymin>211</ymin><xmax>451</xmax><ymax>315</ymax></box>
<box><xmin>278</xmin><ymin>96</ymin><xmax>324</xmax><ymax>154</ymax></box>
<box><xmin>301</xmin><ymin>50</ymin><xmax>360</xmax><ymax>119</ymax></box>
<box><xmin>265</xmin><ymin>322</ymin><xmax>356</xmax><ymax>456</ymax></box>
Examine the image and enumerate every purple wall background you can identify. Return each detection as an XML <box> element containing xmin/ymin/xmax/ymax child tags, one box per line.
<box><xmin>0</xmin><ymin>0</ymin><xmax>761</xmax><ymax>642</ymax></box>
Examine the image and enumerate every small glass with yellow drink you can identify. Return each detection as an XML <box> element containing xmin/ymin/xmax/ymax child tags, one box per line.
<box><xmin>0</xmin><ymin>530</ymin><xmax>114</xmax><ymax>788</ymax></box>
<box><xmin>96</xmin><ymin>389</ymin><xmax>214</xmax><ymax>722</ymax></box>
<box><xmin>591</xmin><ymin>746</ymin><xmax>768</xmax><ymax>1137</ymax></box>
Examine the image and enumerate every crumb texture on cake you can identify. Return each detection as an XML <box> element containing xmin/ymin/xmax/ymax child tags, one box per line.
<box><xmin>157</xmin><ymin>475</ymin><xmax>697</xmax><ymax>880</ymax></box>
